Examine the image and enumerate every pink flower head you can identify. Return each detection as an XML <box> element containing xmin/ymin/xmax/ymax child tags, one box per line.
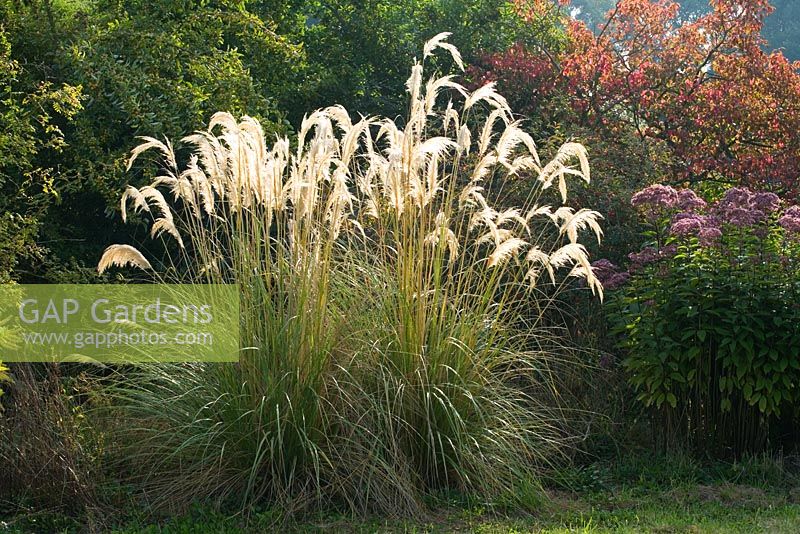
<box><xmin>676</xmin><ymin>189</ymin><xmax>707</xmax><ymax>212</ymax></box>
<box><xmin>591</xmin><ymin>259</ymin><xmax>629</xmax><ymax>290</ymax></box>
<box><xmin>726</xmin><ymin>207</ymin><xmax>762</xmax><ymax>227</ymax></box>
<box><xmin>784</xmin><ymin>205</ymin><xmax>800</xmax><ymax>218</ymax></box>
<box><xmin>628</xmin><ymin>247</ymin><xmax>659</xmax><ymax>269</ymax></box>
<box><xmin>628</xmin><ymin>244</ymin><xmax>677</xmax><ymax>271</ymax></box>
<box><xmin>714</xmin><ymin>187</ymin><xmax>764</xmax><ymax>227</ymax></box>
<box><xmin>591</xmin><ymin>258</ymin><xmax>617</xmax><ymax>275</ymax></box>
<box><xmin>670</xmin><ymin>213</ymin><xmax>704</xmax><ymax>237</ymax></box>
<box><xmin>698</xmin><ymin>227</ymin><xmax>722</xmax><ymax>246</ymax></box>
<box><xmin>631</xmin><ymin>185</ymin><xmax>679</xmax><ymax>222</ymax></box>
<box><xmin>779</xmin><ymin>206</ymin><xmax>800</xmax><ymax>234</ymax></box>
<box><xmin>721</xmin><ymin>187</ymin><xmax>753</xmax><ymax>209</ymax></box>
<box><xmin>661</xmin><ymin>244</ymin><xmax>678</xmax><ymax>258</ymax></box>
<box><xmin>606</xmin><ymin>272</ymin><xmax>631</xmax><ymax>290</ymax></box>
<box><xmin>750</xmin><ymin>192</ymin><xmax>780</xmax><ymax>214</ymax></box>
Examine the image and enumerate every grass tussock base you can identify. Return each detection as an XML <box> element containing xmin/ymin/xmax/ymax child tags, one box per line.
<box><xmin>0</xmin><ymin>365</ymin><xmax>100</xmax><ymax>514</ymax></box>
<box><xmin>97</xmin><ymin>33</ymin><xmax>604</xmax><ymax>519</ymax></box>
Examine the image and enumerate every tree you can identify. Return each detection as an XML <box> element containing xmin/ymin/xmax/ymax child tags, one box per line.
<box><xmin>0</xmin><ymin>24</ymin><xmax>81</xmax><ymax>281</ymax></box>
<box><xmin>0</xmin><ymin>0</ymin><xmax>300</xmax><ymax>280</ymax></box>
<box><xmin>477</xmin><ymin>0</ymin><xmax>800</xmax><ymax>196</ymax></box>
<box><xmin>281</xmin><ymin>0</ymin><xmax>530</xmax><ymax>124</ymax></box>
<box><xmin>574</xmin><ymin>0</ymin><xmax>800</xmax><ymax>59</ymax></box>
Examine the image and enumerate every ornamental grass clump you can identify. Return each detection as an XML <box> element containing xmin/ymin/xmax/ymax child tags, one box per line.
<box><xmin>98</xmin><ymin>33</ymin><xmax>603</xmax><ymax>516</ymax></box>
<box><xmin>602</xmin><ymin>184</ymin><xmax>800</xmax><ymax>456</ymax></box>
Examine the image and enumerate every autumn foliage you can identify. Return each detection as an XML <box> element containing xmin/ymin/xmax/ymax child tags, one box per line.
<box><xmin>472</xmin><ymin>0</ymin><xmax>800</xmax><ymax>196</ymax></box>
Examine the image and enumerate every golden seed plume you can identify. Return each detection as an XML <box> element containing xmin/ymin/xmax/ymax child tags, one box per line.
<box><xmin>97</xmin><ymin>245</ymin><xmax>152</xmax><ymax>274</ymax></box>
<box><xmin>108</xmin><ymin>33</ymin><xmax>603</xmax><ymax>297</ymax></box>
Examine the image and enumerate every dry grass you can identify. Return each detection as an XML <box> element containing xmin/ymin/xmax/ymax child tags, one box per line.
<box><xmin>97</xmin><ymin>33</ymin><xmax>604</xmax><ymax>518</ymax></box>
<box><xmin>0</xmin><ymin>365</ymin><xmax>99</xmax><ymax>512</ymax></box>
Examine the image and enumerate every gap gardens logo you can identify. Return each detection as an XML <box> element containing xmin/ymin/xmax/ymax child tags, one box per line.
<box><xmin>0</xmin><ymin>284</ymin><xmax>239</xmax><ymax>362</ymax></box>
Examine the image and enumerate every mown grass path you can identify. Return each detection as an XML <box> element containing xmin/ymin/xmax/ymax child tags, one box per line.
<box><xmin>7</xmin><ymin>456</ymin><xmax>800</xmax><ymax>532</ymax></box>
<box><xmin>58</xmin><ymin>484</ymin><xmax>794</xmax><ymax>533</ymax></box>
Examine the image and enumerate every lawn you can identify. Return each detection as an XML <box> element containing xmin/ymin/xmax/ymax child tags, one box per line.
<box><xmin>9</xmin><ymin>485</ymin><xmax>796</xmax><ymax>533</ymax></box>
<box><xmin>126</xmin><ymin>486</ymin><xmax>800</xmax><ymax>533</ymax></box>
<box><xmin>6</xmin><ymin>456</ymin><xmax>800</xmax><ymax>533</ymax></box>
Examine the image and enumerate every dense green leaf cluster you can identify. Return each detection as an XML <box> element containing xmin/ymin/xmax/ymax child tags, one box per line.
<box><xmin>609</xmin><ymin>191</ymin><xmax>800</xmax><ymax>455</ymax></box>
<box><xmin>0</xmin><ymin>0</ymin><xmax>300</xmax><ymax>281</ymax></box>
<box><xmin>0</xmin><ymin>23</ymin><xmax>82</xmax><ymax>282</ymax></box>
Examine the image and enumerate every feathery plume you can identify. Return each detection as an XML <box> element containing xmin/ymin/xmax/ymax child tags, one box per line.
<box><xmin>97</xmin><ymin>245</ymin><xmax>152</xmax><ymax>274</ymax></box>
<box><xmin>121</xmin><ymin>186</ymin><xmax>150</xmax><ymax>223</ymax></box>
<box><xmin>423</xmin><ymin>32</ymin><xmax>464</xmax><ymax>70</ymax></box>
<box><xmin>127</xmin><ymin>136</ymin><xmax>176</xmax><ymax>172</ymax></box>
<box><xmin>488</xmin><ymin>237</ymin><xmax>528</xmax><ymax>267</ymax></box>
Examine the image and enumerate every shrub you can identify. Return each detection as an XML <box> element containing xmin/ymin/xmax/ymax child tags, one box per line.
<box><xmin>0</xmin><ymin>0</ymin><xmax>298</xmax><ymax>281</ymax></box>
<box><xmin>603</xmin><ymin>184</ymin><xmax>800</xmax><ymax>455</ymax></box>
<box><xmin>98</xmin><ymin>34</ymin><xmax>603</xmax><ymax>516</ymax></box>
<box><xmin>0</xmin><ymin>24</ymin><xmax>82</xmax><ymax>283</ymax></box>
<box><xmin>0</xmin><ymin>365</ymin><xmax>100</xmax><ymax>513</ymax></box>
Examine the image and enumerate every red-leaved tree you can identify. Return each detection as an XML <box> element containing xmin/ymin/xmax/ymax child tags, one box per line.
<box><xmin>472</xmin><ymin>0</ymin><xmax>800</xmax><ymax>196</ymax></box>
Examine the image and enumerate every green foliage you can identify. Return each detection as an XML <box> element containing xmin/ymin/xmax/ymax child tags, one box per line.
<box><xmin>608</xmin><ymin>187</ymin><xmax>800</xmax><ymax>455</ymax></box>
<box><xmin>0</xmin><ymin>0</ymin><xmax>299</xmax><ymax>280</ymax></box>
<box><xmin>284</xmin><ymin>0</ymin><xmax>529</xmax><ymax>123</ymax></box>
<box><xmin>56</xmin><ymin>0</ymin><xmax>299</xmax><ymax>267</ymax></box>
<box><xmin>0</xmin><ymin>24</ymin><xmax>82</xmax><ymax>282</ymax></box>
